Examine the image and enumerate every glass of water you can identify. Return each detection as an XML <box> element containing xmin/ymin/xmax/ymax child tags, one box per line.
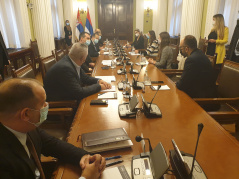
<box><xmin>111</xmin><ymin>59</ymin><xmax>116</xmax><ymax>68</ymax></box>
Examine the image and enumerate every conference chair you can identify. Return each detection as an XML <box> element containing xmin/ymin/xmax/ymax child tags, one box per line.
<box><xmin>0</xmin><ymin>74</ymin><xmax>2</xmax><ymax>83</ymax></box>
<box><xmin>194</xmin><ymin>60</ymin><xmax>239</xmax><ymax>132</ymax></box>
<box><xmin>143</xmin><ymin>35</ymin><xmax>148</xmax><ymax>49</ymax></box>
<box><xmin>11</xmin><ymin>60</ymin><xmax>35</xmax><ymax>79</ymax></box>
<box><xmin>30</xmin><ymin>39</ymin><xmax>41</xmax><ymax>72</ymax></box>
<box><xmin>40</xmin><ymin>54</ymin><xmax>57</xmax><ymax>80</ymax></box>
<box><xmin>198</xmin><ymin>37</ymin><xmax>208</xmax><ymax>54</ymax></box>
<box><xmin>53</xmin><ymin>49</ymin><xmax>67</xmax><ymax>62</ymax></box>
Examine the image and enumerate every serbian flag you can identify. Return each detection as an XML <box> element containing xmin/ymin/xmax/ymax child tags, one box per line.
<box><xmin>85</xmin><ymin>7</ymin><xmax>93</xmax><ymax>35</ymax></box>
<box><xmin>76</xmin><ymin>8</ymin><xmax>84</xmax><ymax>40</ymax></box>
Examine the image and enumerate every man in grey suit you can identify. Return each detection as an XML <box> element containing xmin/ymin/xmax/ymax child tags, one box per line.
<box><xmin>44</xmin><ymin>43</ymin><xmax>111</xmax><ymax>101</ymax></box>
<box><xmin>0</xmin><ymin>78</ymin><xmax>105</xmax><ymax>178</ymax></box>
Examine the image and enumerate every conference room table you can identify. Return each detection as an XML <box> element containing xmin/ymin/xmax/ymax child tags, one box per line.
<box><xmin>53</xmin><ymin>42</ymin><xmax>239</xmax><ymax>179</ymax></box>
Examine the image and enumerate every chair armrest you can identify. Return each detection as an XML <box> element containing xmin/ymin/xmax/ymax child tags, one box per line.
<box><xmin>48</xmin><ymin>100</ymin><xmax>78</xmax><ymax>108</ymax></box>
<box><xmin>160</xmin><ymin>69</ymin><xmax>184</xmax><ymax>72</ymax></box>
<box><xmin>194</xmin><ymin>97</ymin><xmax>239</xmax><ymax>105</ymax></box>
<box><xmin>208</xmin><ymin>111</ymin><xmax>239</xmax><ymax>119</ymax></box>
<box><xmin>48</xmin><ymin>108</ymin><xmax>73</xmax><ymax>116</ymax></box>
<box><xmin>163</xmin><ymin>71</ymin><xmax>183</xmax><ymax>75</ymax></box>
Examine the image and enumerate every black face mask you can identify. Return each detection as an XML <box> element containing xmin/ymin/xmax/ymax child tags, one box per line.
<box><xmin>180</xmin><ymin>49</ymin><xmax>187</xmax><ymax>58</ymax></box>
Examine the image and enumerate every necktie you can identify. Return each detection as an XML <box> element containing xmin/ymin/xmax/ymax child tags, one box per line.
<box><xmin>26</xmin><ymin>135</ymin><xmax>46</xmax><ymax>179</ymax></box>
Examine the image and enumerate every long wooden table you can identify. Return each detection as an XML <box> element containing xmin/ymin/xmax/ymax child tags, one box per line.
<box><xmin>54</xmin><ymin>44</ymin><xmax>239</xmax><ymax>179</ymax></box>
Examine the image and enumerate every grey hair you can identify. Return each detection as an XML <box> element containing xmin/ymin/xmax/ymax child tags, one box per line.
<box><xmin>69</xmin><ymin>43</ymin><xmax>88</xmax><ymax>62</ymax></box>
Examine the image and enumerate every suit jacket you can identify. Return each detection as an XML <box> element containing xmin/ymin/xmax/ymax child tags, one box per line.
<box><xmin>131</xmin><ymin>35</ymin><xmax>144</xmax><ymax>49</ymax></box>
<box><xmin>176</xmin><ymin>49</ymin><xmax>217</xmax><ymax>98</ymax></box>
<box><xmin>0</xmin><ymin>123</ymin><xmax>88</xmax><ymax>179</ymax></box>
<box><xmin>81</xmin><ymin>54</ymin><xmax>93</xmax><ymax>73</ymax></box>
<box><xmin>43</xmin><ymin>55</ymin><xmax>101</xmax><ymax>101</ymax></box>
<box><xmin>88</xmin><ymin>40</ymin><xmax>99</xmax><ymax>57</ymax></box>
<box><xmin>0</xmin><ymin>31</ymin><xmax>9</xmax><ymax>79</ymax></box>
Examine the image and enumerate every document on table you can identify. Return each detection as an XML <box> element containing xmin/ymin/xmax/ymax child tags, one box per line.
<box><xmin>101</xmin><ymin>86</ymin><xmax>116</xmax><ymax>92</ymax></box>
<box><xmin>101</xmin><ymin>165</ymin><xmax>130</xmax><ymax>179</ymax></box>
<box><xmin>104</xmin><ymin>52</ymin><xmax>109</xmax><ymax>55</ymax></box>
<box><xmin>95</xmin><ymin>76</ymin><xmax>116</xmax><ymax>83</ymax></box>
<box><xmin>152</xmin><ymin>85</ymin><xmax>170</xmax><ymax>90</ymax></box>
<box><xmin>98</xmin><ymin>92</ymin><xmax>117</xmax><ymax>99</ymax></box>
<box><xmin>128</xmin><ymin>52</ymin><xmax>140</xmax><ymax>55</ymax></box>
<box><xmin>136</xmin><ymin>61</ymin><xmax>149</xmax><ymax>66</ymax></box>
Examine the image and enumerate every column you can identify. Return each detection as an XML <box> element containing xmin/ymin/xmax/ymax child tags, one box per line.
<box><xmin>31</xmin><ymin>0</ymin><xmax>55</xmax><ymax>57</ymax></box>
<box><xmin>136</xmin><ymin>0</ymin><xmax>144</xmax><ymax>32</ymax></box>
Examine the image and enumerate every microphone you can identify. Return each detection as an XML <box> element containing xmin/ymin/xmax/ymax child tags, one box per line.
<box><xmin>148</xmin><ymin>85</ymin><xmax>161</xmax><ymax>112</ymax></box>
<box><xmin>136</xmin><ymin>65</ymin><xmax>144</xmax><ymax>82</ymax></box>
<box><xmin>130</xmin><ymin>64</ymin><xmax>133</xmax><ymax>73</ymax></box>
<box><xmin>125</xmin><ymin>73</ymin><xmax>128</xmax><ymax>83</ymax></box>
<box><xmin>135</xmin><ymin>135</ymin><xmax>153</xmax><ymax>153</ymax></box>
<box><xmin>188</xmin><ymin>123</ymin><xmax>204</xmax><ymax>179</ymax></box>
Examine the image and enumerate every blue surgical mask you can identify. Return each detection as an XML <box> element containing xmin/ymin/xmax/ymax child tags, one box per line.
<box><xmin>94</xmin><ymin>39</ymin><xmax>99</xmax><ymax>44</ymax></box>
<box><xmin>28</xmin><ymin>103</ymin><xmax>49</xmax><ymax>127</ymax></box>
<box><xmin>146</xmin><ymin>34</ymin><xmax>150</xmax><ymax>39</ymax></box>
<box><xmin>66</xmin><ymin>23</ymin><xmax>70</xmax><ymax>26</ymax></box>
<box><xmin>99</xmin><ymin>36</ymin><xmax>102</xmax><ymax>40</ymax></box>
<box><xmin>85</xmin><ymin>40</ymin><xmax>91</xmax><ymax>46</ymax></box>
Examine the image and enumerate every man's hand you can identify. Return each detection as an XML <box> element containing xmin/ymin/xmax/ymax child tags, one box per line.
<box><xmin>135</xmin><ymin>50</ymin><xmax>139</xmax><ymax>54</ymax></box>
<box><xmin>89</xmin><ymin>63</ymin><xmax>95</xmax><ymax>68</ymax></box>
<box><xmin>148</xmin><ymin>58</ymin><xmax>156</xmax><ymax>64</ymax></box>
<box><xmin>208</xmin><ymin>39</ymin><xmax>216</xmax><ymax>43</ymax></box>
<box><xmin>99</xmin><ymin>80</ymin><xmax>112</xmax><ymax>89</ymax></box>
<box><xmin>100</xmin><ymin>46</ymin><xmax>104</xmax><ymax>50</ymax></box>
<box><xmin>80</xmin><ymin>154</ymin><xmax>106</xmax><ymax>178</ymax></box>
<box><xmin>89</xmin><ymin>68</ymin><xmax>93</xmax><ymax>72</ymax></box>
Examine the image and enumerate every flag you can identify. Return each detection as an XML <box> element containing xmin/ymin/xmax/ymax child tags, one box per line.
<box><xmin>76</xmin><ymin>8</ymin><xmax>84</xmax><ymax>40</ymax></box>
<box><xmin>85</xmin><ymin>7</ymin><xmax>93</xmax><ymax>35</ymax></box>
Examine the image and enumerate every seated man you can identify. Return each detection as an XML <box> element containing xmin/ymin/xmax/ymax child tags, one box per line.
<box><xmin>79</xmin><ymin>32</ymin><xmax>95</xmax><ymax>73</ymax></box>
<box><xmin>0</xmin><ymin>78</ymin><xmax>105</xmax><ymax>178</ymax></box>
<box><xmin>95</xmin><ymin>28</ymin><xmax>104</xmax><ymax>47</ymax></box>
<box><xmin>176</xmin><ymin>35</ymin><xmax>217</xmax><ymax>99</ymax></box>
<box><xmin>89</xmin><ymin>33</ymin><xmax>101</xmax><ymax>57</ymax></box>
<box><xmin>44</xmin><ymin>43</ymin><xmax>111</xmax><ymax>101</ymax></box>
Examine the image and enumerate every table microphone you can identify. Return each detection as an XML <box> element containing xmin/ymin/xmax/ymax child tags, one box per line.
<box><xmin>135</xmin><ymin>135</ymin><xmax>153</xmax><ymax>153</ymax></box>
<box><xmin>148</xmin><ymin>85</ymin><xmax>161</xmax><ymax>112</ymax></box>
<box><xmin>188</xmin><ymin>123</ymin><xmax>204</xmax><ymax>179</ymax></box>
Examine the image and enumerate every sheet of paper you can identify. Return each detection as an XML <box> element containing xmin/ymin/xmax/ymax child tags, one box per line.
<box><xmin>98</xmin><ymin>92</ymin><xmax>117</xmax><ymax>99</ymax></box>
<box><xmin>95</xmin><ymin>76</ymin><xmax>116</xmax><ymax>84</ymax></box>
<box><xmin>136</xmin><ymin>61</ymin><xmax>149</xmax><ymax>66</ymax></box>
<box><xmin>104</xmin><ymin>52</ymin><xmax>109</xmax><ymax>55</ymax></box>
<box><xmin>101</xmin><ymin>166</ymin><xmax>130</xmax><ymax>179</ymax></box>
<box><xmin>128</xmin><ymin>52</ymin><xmax>140</xmax><ymax>55</ymax></box>
<box><xmin>152</xmin><ymin>85</ymin><xmax>170</xmax><ymax>90</ymax></box>
<box><xmin>101</xmin><ymin>86</ymin><xmax>116</xmax><ymax>92</ymax></box>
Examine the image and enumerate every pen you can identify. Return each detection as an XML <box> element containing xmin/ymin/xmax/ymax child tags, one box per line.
<box><xmin>106</xmin><ymin>160</ymin><xmax>123</xmax><ymax>167</ymax></box>
<box><xmin>105</xmin><ymin>155</ymin><xmax>122</xmax><ymax>161</ymax></box>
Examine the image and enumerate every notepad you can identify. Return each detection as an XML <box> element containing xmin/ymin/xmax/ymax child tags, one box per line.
<box><xmin>98</xmin><ymin>92</ymin><xmax>117</xmax><ymax>99</ymax></box>
<box><xmin>104</xmin><ymin>52</ymin><xmax>109</xmax><ymax>55</ymax></box>
<box><xmin>136</xmin><ymin>61</ymin><xmax>149</xmax><ymax>66</ymax></box>
<box><xmin>95</xmin><ymin>76</ymin><xmax>116</xmax><ymax>84</ymax></box>
<box><xmin>101</xmin><ymin>86</ymin><xmax>116</xmax><ymax>92</ymax></box>
<box><xmin>102</xmin><ymin>166</ymin><xmax>130</xmax><ymax>179</ymax></box>
<box><xmin>152</xmin><ymin>85</ymin><xmax>170</xmax><ymax>90</ymax></box>
<box><xmin>128</xmin><ymin>52</ymin><xmax>140</xmax><ymax>55</ymax></box>
<box><xmin>102</xmin><ymin>60</ymin><xmax>112</xmax><ymax>66</ymax></box>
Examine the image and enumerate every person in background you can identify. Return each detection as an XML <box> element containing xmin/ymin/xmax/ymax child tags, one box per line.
<box><xmin>207</xmin><ymin>14</ymin><xmax>228</xmax><ymax>65</ymax></box>
<box><xmin>95</xmin><ymin>29</ymin><xmax>104</xmax><ymax>47</ymax></box>
<box><xmin>79</xmin><ymin>32</ymin><xmax>95</xmax><ymax>73</ymax></box>
<box><xmin>143</xmin><ymin>30</ymin><xmax>158</xmax><ymax>56</ymax></box>
<box><xmin>126</xmin><ymin>29</ymin><xmax>144</xmax><ymax>50</ymax></box>
<box><xmin>148</xmin><ymin>32</ymin><xmax>173</xmax><ymax>69</ymax></box>
<box><xmin>64</xmin><ymin>20</ymin><xmax>72</xmax><ymax>46</ymax></box>
<box><xmin>88</xmin><ymin>33</ymin><xmax>102</xmax><ymax>57</ymax></box>
<box><xmin>0</xmin><ymin>78</ymin><xmax>106</xmax><ymax>178</ymax></box>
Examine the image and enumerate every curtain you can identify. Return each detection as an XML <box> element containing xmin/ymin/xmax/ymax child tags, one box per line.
<box><xmin>223</xmin><ymin>0</ymin><xmax>239</xmax><ymax>42</ymax></box>
<box><xmin>136</xmin><ymin>0</ymin><xmax>144</xmax><ymax>32</ymax></box>
<box><xmin>0</xmin><ymin>0</ymin><xmax>31</xmax><ymax>48</ymax></box>
<box><xmin>50</xmin><ymin>0</ymin><xmax>65</xmax><ymax>38</ymax></box>
<box><xmin>167</xmin><ymin>0</ymin><xmax>183</xmax><ymax>36</ymax></box>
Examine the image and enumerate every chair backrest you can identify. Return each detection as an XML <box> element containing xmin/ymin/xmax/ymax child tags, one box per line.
<box><xmin>40</xmin><ymin>55</ymin><xmax>57</xmax><ymax>79</ymax></box>
<box><xmin>11</xmin><ymin>62</ymin><xmax>35</xmax><ymax>79</ymax></box>
<box><xmin>218</xmin><ymin>60</ymin><xmax>239</xmax><ymax>98</ymax></box>
<box><xmin>170</xmin><ymin>36</ymin><xmax>180</xmax><ymax>46</ymax></box>
<box><xmin>198</xmin><ymin>37</ymin><xmax>208</xmax><ymax>54</ymax></box>
<box><xmin>54</xmin><ymin>49</ymin><xmax>66</xmax><ymax>61</ymax></box>
<box><xmin>30</xmin><ymin>39</ymin><xmax>40</xmax><ymax>58</ymax></box>
<box><xmin>143</xmin><ymin>36</ymin><xmax>148</xmax><ymax>49</ymax></box>
<box><xmin>169</xmin><ymin>44</ymin><xmax>179</xmax><ymax>62</ymax></box>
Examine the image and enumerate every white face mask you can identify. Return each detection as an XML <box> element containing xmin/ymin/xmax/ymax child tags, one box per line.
<box><xmin>135</xmin><ymin>33</ymin><xmax>139</xmax><ymax>37</ymax></box>
<box><xmin>28</xmin><ymin>103</ymin><xmax>49</xmax><ymax>127</ymax></box>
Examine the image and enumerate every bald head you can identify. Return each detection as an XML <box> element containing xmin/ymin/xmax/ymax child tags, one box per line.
<box><xmin>0</xmin><ymin>78</ymin><xmax>42</xmax><ymax>115</ymax></box>
<box><xmin>69</xmin><ymin>43</ymin><xmax>88</xmax><ymax>66</ymax></box>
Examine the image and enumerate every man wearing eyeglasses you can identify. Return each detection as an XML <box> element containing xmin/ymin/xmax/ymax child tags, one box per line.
<box><xmin>0</xmin><ymin>78</ymin><xmax>105</xmax><ymax>179</ymax></box>
<box><xmin>176</xmin><ymin>35</ymin><xmax>217</xmax><ymax>100</ymax></box>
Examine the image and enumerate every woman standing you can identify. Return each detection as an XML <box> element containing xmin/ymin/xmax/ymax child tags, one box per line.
<box><xmin>145</xmin><ymin>30</ymin><xmax>158</xmax><ymax>56</ymax></box>
<box><xmin>148</xmin><ymin>32</ymin><xmax>173</xmax><ymax>69</ymax></box>
<box><xmin>64</xmin><ymin>20</ymin><xmax>72</xmax><ymax>46</ymax></box>
<box><xmin>207</xmin><ymin>14</ymin><xmax>229</xmax><ymax>65</ymax></box>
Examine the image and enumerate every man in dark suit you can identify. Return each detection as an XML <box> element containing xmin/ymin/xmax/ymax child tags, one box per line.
<box><xmin>176</xmin><ymin>35</ymin><xmax>217</xmax><ymax>99</ymax></box>
<box><xmin>0</xmin><ymin>31</ymin><xmax>10</xmax><ymax>80</ymax></box>
<box><xmin>88</xmin><ymin>33</ymin><xmax>102</xmax><ymax>57</ymax></box>
<box><xmin>44</xmin><ymin>43</ymin><xmax>111</xmax><ymax>101</ymax></box>
<box><xmin>0</xmin><ymin>78</ymin><xmax>105</xmax><ymax>178</ymax></box>
<box><xmin>79</xmin><ymin>32</ymin><xmax>95</xmax><ymax>73</ymax></box>
<box><xmin>95</xmin><ymin>29</ymin><xmax>104</xmax><ymax>47</ymax></box>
